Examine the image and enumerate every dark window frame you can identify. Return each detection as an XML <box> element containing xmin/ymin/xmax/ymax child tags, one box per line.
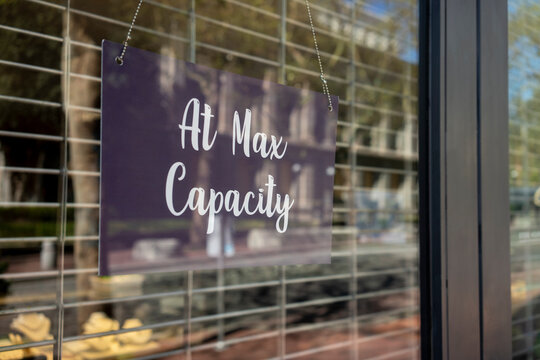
<box><xmin>419</xmin><ymin>0</ymin><xmax>512</xmax><ymax>359</ymax></box>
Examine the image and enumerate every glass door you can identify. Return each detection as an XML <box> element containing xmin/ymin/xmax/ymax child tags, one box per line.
<box><xmin>0</xmin><ymin>1</ymin><xmax>420</xmax><ymax>359</ymax></box>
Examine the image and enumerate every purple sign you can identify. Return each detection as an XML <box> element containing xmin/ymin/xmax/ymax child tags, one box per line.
<box><xmin>99</xmin><ymin>40</ymin><xmax>338</xmax><ymax>275</ymax></box>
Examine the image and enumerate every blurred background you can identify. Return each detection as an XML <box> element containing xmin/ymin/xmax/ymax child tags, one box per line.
<box><xmin>0</xmin><ymin>0</ymin><xmax>419</xmax><ymax>359</ymax></box>
<box><xmin>509</xmin><ymin>0</ymin><xmax>540</xmax><ymax>358</ymax></box>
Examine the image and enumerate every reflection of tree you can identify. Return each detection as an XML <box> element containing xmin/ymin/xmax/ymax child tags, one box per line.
<box><xmin>509</xmin><ymin>1</ymin><xmax>540</xmax><ymax>187</ymax></box>
<box><xmin>0</xmin><ymin>1</ymin><xmax>62</xmax><ymax>203</ymax></box>
<box><xmin>509</xmin><ymin>1</ymin><xmax>540</xmax><ymax>358</ymax></box>
<box><xmin>68</xmin><ymin>24</ymin><xmax>101</xmax><ymax>326</ymax></box>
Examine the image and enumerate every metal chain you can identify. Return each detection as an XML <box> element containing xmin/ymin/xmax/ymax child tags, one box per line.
<box><xmin>116</xmin><ymin>0</ymin><xmax>333</xmax><ymax>112</ymax></box>
<box><xmin>115</xmin><ymin>0</ymin><xmax>144</xmax><ymax>65</ymax></box>
<box><xmin>304</xmin><ymin>0</ymin><xmax>333</xmax><ymax>112</ymax></box>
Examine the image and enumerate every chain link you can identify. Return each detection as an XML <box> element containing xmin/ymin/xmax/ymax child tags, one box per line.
<box><xmin>115</xmin><ymin>0</ymin><xmax>144</xmax><ymax>66</ymax></box>
<box><xmin>304</xmin><ymin>0</ymin><xmax>333</xmax><ymax>112</ymax></box>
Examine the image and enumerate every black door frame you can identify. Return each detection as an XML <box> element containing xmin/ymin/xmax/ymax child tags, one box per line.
<box><xmin>419</xmin><ymin>0</ymin><xmax>512</xmax><ymax>359</ymax></box>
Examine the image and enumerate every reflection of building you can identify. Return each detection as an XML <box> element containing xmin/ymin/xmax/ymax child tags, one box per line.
<box><xmin>317</xmin><ymin>4</ymin><xmax>418</xmax><ymax>245</ymax></box>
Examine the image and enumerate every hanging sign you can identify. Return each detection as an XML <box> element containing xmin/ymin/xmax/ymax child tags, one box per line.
<box><xmin>99</xmin><ymin>40</ymin><xmax>338</xmax><ymax>275</ymax></box>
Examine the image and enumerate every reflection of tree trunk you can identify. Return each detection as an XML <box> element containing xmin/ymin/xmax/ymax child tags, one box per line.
<box><xmin>0</xmin><ymin>149</ymin><xmax>10</xmax><ymax>202</ymax></box>
<box><xmin>188</xmin><ymin>72</ymin><xmax>220</xmax><ymax>246</ymax></box>
<box><xmin>68</xmin><ymin>27</ymin><xmax>100</xmax><ymax>327</ymax></box>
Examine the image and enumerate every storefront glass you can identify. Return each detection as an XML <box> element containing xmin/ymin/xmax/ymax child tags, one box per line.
<box><xmin>509</xmin><ymin>0</ymin><xmax>540</xmax><ymax>358</ymax></box>
<box><xmin>0</xmin><ymin>0</ymin><xmax>419</xmax><ymax>358</ymax></box>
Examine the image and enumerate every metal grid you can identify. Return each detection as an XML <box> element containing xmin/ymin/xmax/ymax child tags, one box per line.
<box><xmin>0</xmin><ymin>0</ymin><xmax>419</xmax><ymax>358</ymax></box>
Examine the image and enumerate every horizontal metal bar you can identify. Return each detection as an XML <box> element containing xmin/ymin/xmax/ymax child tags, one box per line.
<box><xmin>286</xmin><ymin>17</ymin><xmax>349</xmax><ymax>42</ymax></box>
<box><xmin>0</xmin><ymin>339</ymin><xmax>56</xmax><ymax>352</ymax></box>
<box><xmin>332</xmin><ymin>246</ymin><xmax>418</xmax><ymax>258</ymax></box>
<box><xmin>354</xmin><ymin>165</ymin><xmax>417</xmax><ymax>175</ymax></box>
<box><xmin>66</xmin><ymin>235</ymin><xmax>99</xmax><ymax>241</ymax></box>
<box><xmin>283</xmin><ymin>340</ymin><xmax>352</xmax><ymax>359</ymax></box>
<box><xmin>357</xmin><ymin>286</ymin><xmax>416</xmax><ymax>300</ymax></box>
<box><xmin>357</xmin><ymin>327</ymin><xmax>418</xmax><ymax>344</ymax></box>
<box><xmin>0</xmin><ymin>201</ymin><xmax>60</xmax><ymax>208</ymax></box>
<box><xmin>196</xmin><ymin>13</ymin><xmax>279</xmax><ymax>43</ymax></box>
<box><xmin>512</xmin><ymin>312</ymin><xmax>540</xmax><ymax>327</ymax></box>
<box><xmin>0</xmin><ymin>130</ymin><xmax>101</xmax><ymax>145</ymax></box>
<box><xmin>67</xmin><ymin>170</ymin><xmax>100</xmax><ymax>177</ymax></box>
<box><xmin>285</xmin><ymin>318</ymin><xmax>350</xmax><ymax>334</ymax></box>
<box><xmin>62</xmin><ymin>318</ymin><xmax>187</xmax><ymax>343</ymax></box>
<box><xmin>70</xmin><ymin>72</ymin><xmax>101</xmax><ymax>82</ymax></box>
<box><xmin>0</xmin><ymin>304</ymin><xmax>57</xmax><ymax>316</ymax></box>
<box><xmin>0</xmin><ymin>58</ymin><xmax>62</xmax><ymax>75</ymax></box>
<box><xmin>354</xmin><ymin>81</ymin><xmax>418</xmax><ymax>101</ymax></box>
<box><xmin>333</xmin><ymin>207</ymin><xmax>417</xmax><ymax>215</ymax></box>
<box><xmin>0</xmin><ymin>231</ymin><xmax>404</xmax><ymax>244</ymax></box>
<box><xmin>291</xmin><ymin>0</ymin><xmax>350</xmax><ymax>21</ymax></box>
<box><xmin>357</xmin><ymin>267</ymin><xmax>417</xmax><ymax>278</ymax></box>
<box><xmin>353</xmin><ymin>146</ymin><xmax>418</xmax><ymax>160</ymax></box>
<box><xmin>0</xmin><ymin>23</ymin><xmax>63</xmax><ymax>42</ymax></box>
<box><xmin>0</xmin><ymin>166</ymin><xmax>100</xmax><ymax>178</ymax></box>
<box><xmin>0</xmin><ymin>93</ymin><xmax>61</xmax><ymax>107</ymax></box>
<box><xmin>0</xmin><ymin>236</ymin><xmax>57</xmax><ymax>243</ymax></box>
<box><xmin>197</xmin><ymin>42</ymin><xmax>280</xmax><ymax>67</ymax></box>
<box><xmin>357</xmin><ymin>306</ymin><xmax>418</xmax><ymax>322</ymax></box>
<box><xmin>142</xmin><ymin>0</ymin><xmax>189</xmax><ymax>16</ymax></box>
<box><xmin>0</xmin><ymin>202</ymin><xmax>100</xmax><ymax>209</ymax></box>
<box><xmin>194</xmin><ymin>305</ymin><xmax>281</xmax><ymax>324</ymax></box>
<box><xmin>353</xmin><ymin>101</ymin><xmax>418</xmax><ymax>119</ymax></box>
<box><xmin>192</xmin><ymin>330</ymin><xmax>280</xmax><ymax>353</ymax></box>
<box><xmin>131</xmin><ymin>348</ymin><xmax>185</xmax><ymax>360</ymax></box>
<box><xmin>63</xmin><ymin>289</ymin><xmax>187</xmax><ymax>309</ymax></box>
<box><xmin>65</xmin><ymin>203</ymin><xmax>99</xmax><ymax>208</ymax></box>
<box><xmin>286</xmin><ymin>295</ymin><xmax>351</xmax><ymax>309</ymax></box>
<box><xmin>364</xmin><ymin>346</ymin><xmax>419</xmax><ymax>360</ymax></box>
<box><xmin>223</xmin><ymin>0</ymin><xmax>280</xmax><ymax>19</ymax></box>
<box><xmin>285</xmin><ymin>64</ymin><xmax>348</xmax><ymax>84</ymax></box>
<box><xmin>0</xmin><ymin>166</ymin><xmax>60</xmax><ymax>175</ymax></box>
<box><xmin>67</xmin><ymin>138</ymin><xmax>100</xmax><ymax>145</ymax></box>
<box><xmin>354</xmin><ymin>58</ymin><xmax>417</xmax><ymax>83</ymax></box>
<box><xmin>286</xmin><ymin>273</ymin><xmax>350</xmax><ymax>284</ymax></box>
<box><xmin>0</xmin><ymin>267</ymin><xmax>96</xmax><ymax>280</ymax></box>
<box><xmin>71</xmin><ymin>39</ymin><xmax>101</xmax><ymax>51</ymax></box>
<box><xmin>0</xmin><ymin>130</ymin><xmax>63</xmax><ymax>141</ymax></box>
<box><xmin>26</xmin><ymin>0</ymin><xmax>65</xmax><ymax>11</ymax></box>
<box><xmin>68</xmin><ymin>104</ymin><xmax>100</xmax><ymax>114</ymax></box>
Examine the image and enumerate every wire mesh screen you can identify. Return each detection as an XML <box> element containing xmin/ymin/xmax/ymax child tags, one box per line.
<box><xmin>0</xmin><ymin>0</ymin><xmax>419</xmax><ymax>359</ymax></box>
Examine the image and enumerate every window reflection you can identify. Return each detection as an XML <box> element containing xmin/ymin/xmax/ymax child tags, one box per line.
<box><xmin>0</xmin><ymin>0</ymin><xmax>419</xmax><ymax>359</ymax></box>
<box><xmin>509</xmin><ymin>0</ymin><xmax>540</xmax><ymax>358</ymax></box>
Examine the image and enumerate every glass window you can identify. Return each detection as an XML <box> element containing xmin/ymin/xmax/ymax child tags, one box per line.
<box><xmin>509</xmin><ymin>0</ymin><xmax>540</xmax><ymax>358</ymax></box>
<box><xmin>0</xmin><ymin>0</ymin><xmax>419</xmax><ymax>358</ymax></box>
